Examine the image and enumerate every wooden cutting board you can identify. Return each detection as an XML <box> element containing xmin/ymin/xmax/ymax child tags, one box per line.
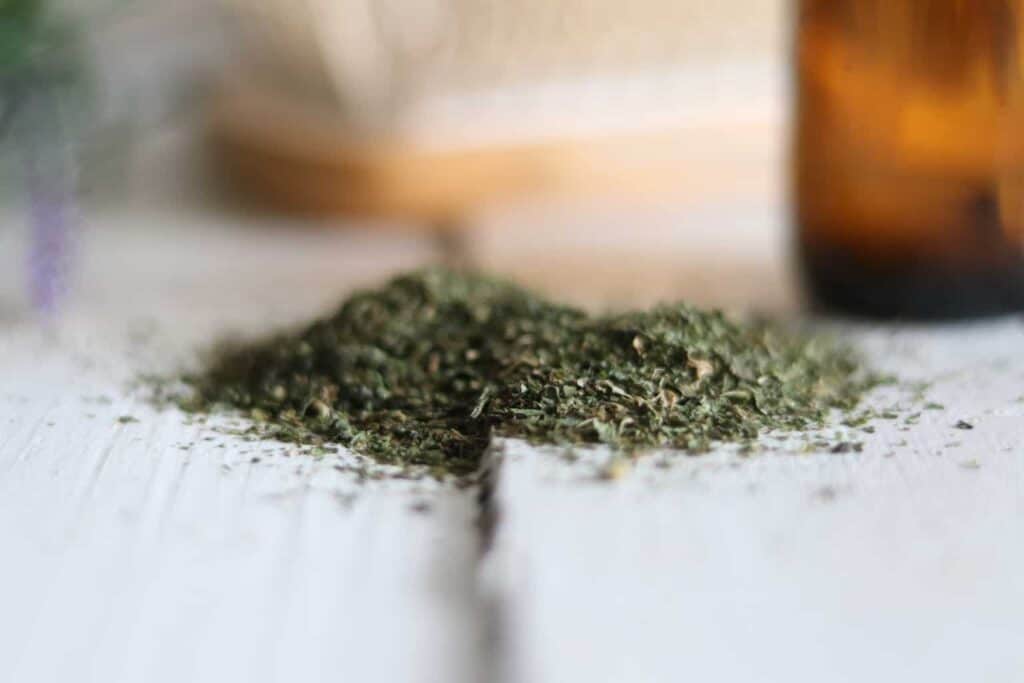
<box><xmin>207</xmin><ymin>81</ymin><xmax>779</xmax><ymax>227</ymax></box>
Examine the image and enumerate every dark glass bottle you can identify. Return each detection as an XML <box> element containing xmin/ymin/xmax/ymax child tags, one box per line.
<box><xmin>795</xmin><ymin>0</ymin><xmax>1024</xmax><ymax>318</ymax></box>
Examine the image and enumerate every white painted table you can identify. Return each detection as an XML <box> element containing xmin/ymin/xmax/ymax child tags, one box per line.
<box><xmin>1</xmin><ymin>209</ymin><xmax>1022</xmax><ymax>683</ymax></box>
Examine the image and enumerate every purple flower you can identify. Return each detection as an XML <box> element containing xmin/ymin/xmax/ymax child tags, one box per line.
<box><xmin>25</xmin><ymin>165</ymin><xmax>75</xmax><ymax>314</ymax></box>
<box><xmin>18</xmin><ymin>92</ymin><xmax>78</xmax><ymax>317</ymax></box>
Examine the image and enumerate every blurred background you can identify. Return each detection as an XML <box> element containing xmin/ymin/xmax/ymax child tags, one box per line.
<box><xmin>0</xmin><ymin>0</ymin><xmax>791</xmax><ymax>317</ymax></box>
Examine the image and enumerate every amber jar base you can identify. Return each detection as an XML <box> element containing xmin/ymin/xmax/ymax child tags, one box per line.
<box><xmin>799</xmin><ymin>239</ymin><xmax>1024</xmax><ymax>320</ymax></box>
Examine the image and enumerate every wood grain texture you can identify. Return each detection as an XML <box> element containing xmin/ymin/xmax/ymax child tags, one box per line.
<box><xmin>482</xmin><ymin>322</ymin><xmax>1024</xmax><ymax>683</ymax></box>
<box><xmin>0</xmin><ymin>213</ymin><xmax>484</xmax><ymax>683</ymax></box>
<box><xmin>4</xmin><ymin>207</ymin><xmax>1024</xmax><ymax>683</ymax></box>
<box><xmin>209</xmin><ymin>61</ymin><xmax>782</xmax><ymax>222</ymax></box>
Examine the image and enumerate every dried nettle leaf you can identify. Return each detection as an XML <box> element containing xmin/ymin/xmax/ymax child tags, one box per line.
<box><xmin>182</xmin><ymin>268</ymin><xmax>877</xmax><ymax>477</ymax></box>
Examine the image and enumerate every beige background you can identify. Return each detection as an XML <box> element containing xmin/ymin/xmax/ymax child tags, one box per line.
<box><xmin>38</xmin><ymin>0</ymin><xmax>789</xmax><ymax>209</ymax></box>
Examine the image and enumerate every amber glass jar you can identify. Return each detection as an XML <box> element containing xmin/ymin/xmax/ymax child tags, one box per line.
<box><xmin>795</xmin><ymin>0</ymin><xmax>1024</xmax><ymax>318</ymax></box>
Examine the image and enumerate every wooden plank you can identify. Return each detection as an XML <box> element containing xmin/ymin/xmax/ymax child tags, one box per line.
<box><xmin>209</xmin><ymin>60</ymin><xmax>782</xmax><ymax>221</ymax></box>
<box><xmin>481</xmin><ymin>322</ymin><xmax>1024</xmax><ymax>683</ymax></box>
<box><xmin>0</xmin><ymin>214</ymin><xmax>484</xmax><ymax>683</ymax></box>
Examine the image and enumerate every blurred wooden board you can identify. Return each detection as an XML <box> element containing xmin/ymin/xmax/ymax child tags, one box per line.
<box><xmin>208</xmin><ymin>81</ymin><xmax>781</xmax><ymax>224</ymax></box>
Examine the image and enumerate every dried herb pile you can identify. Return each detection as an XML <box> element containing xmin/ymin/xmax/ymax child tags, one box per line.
<box><xmin>182</xmin><ymin>268</ymin><xmax>877</xmax><ymax>476</ymax></box>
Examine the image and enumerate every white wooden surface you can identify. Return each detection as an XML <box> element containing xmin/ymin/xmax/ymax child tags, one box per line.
<box><xmin>482</xmin><ymin>323</ymin><xmax>1024</xmax><ymax>683</ymax></box>
<box><xmin>3</xmin><ymin>209</ymin><xmax>1024</xmax><ymax>683</ymax></box>
<box><xmin>0</xmin><ymin>213</ymin><xmax>485</xmax><ymax>683</ymax></box>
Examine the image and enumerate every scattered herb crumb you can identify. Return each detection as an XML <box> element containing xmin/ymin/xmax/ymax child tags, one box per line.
<box><xmin>960</xmin><ymin>459</ymin><xmax>981</xmax><ymax>470</ymax></box>
<box><xmin>908</xmin><ymin>381</ymin><xmax>932</xmax><ymax>401</ymax></box>
<box><xmin>955</xmin><ymin>420</ymin><xmax>975</xmax><ymax>430</ymax></box>
<box><xmin>117</xmin><ymin>415</ymin><xmax>138</xmax><ymax>424</ymax></box>
<box><xmin>409</xmin><ymin>500</ymin><xmax>433</xmax><ymax>514</ymax></box>
<box><xmin>816</xmin><ymin>485</ymin><xmax>838</xmax><ymax>502</ymax></box>
<box><xmin>599</xmin><ymin>457</ymin><xmax>632</xmax><ymax>481</ymax></box>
